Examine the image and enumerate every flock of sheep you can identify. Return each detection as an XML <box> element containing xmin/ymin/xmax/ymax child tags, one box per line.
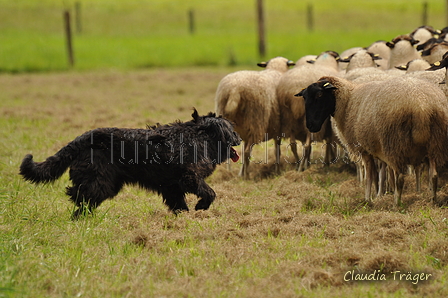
<box><xmin>214</xmin><ymin>25</ymin><xmax>448</xmax><ymax>206</ymax></box>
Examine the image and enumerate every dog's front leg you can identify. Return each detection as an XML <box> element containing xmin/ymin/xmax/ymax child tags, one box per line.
<box><xmin>161</xmin><ymin>184</ymin><xmax>189</xmax><ymax>214</ymax></box>
<box><xmin>194</xmin><ymin>179</ymin><xmax>216</xmax><ymax>211</ymax></box>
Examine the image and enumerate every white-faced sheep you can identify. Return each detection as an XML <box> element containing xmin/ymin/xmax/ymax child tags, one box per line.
<box><xmin>395</xmin><ymin>59</ymin><xmax>446</xmax><ymax>92</ymax></box>
<box><xmin>338</xmin><ymin>47</ymin><xmax>363</xmax><ymax>71</ymax></box>
<box><xmin>342</xmin><ymin>49</ymin><xmax>400</xmax><ymax>83</ymax></box>
<box><xmin>426</xmin><ymin>51</ymin><xmax>448</xmax><ymax>83</ymax></box>
<box><xmin>386</xmin><ymin>35</ymin><xmax>421</xmax><ymax>69</ymax></box>
<box><xmin>340</xmin><ymin>49</ymin><xmax>382</xmax><ymax>72</ymax></box>
<box><xmin>297</xmin><ymin>76</ymin><xmax>448</xmax><ymax>206</ymax></box>
<box><xmin>409</xmin><ymin>25</ymin><xmax>437</xmax><ymax>46</ymax></box>
<box><xmin>214</xmin><ymin>56</ymin><xmax>295</xmax><ymax>179</ymax></box>
<box><xmin>366</xmin><ymin>40</ymin><xmax>391</xmax><ymax>70</ymax></box>
<box><xmin>276</xmin><ymin>51</ymin><xmax>339</xmax><ymax>171</ymax></box>
<box><xmin>421</xmin><ymin>41</ymin><xmax>448</xmax><ymax>64</ymax></box>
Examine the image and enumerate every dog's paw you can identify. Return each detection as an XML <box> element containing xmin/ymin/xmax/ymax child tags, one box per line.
<box><xmin>195</xmin><ymin>199</ymin><xmax>211</xmax><ymax>211</ymax></box>
<box><xmin>172</xmin><ymin>207</ymin><xmax>189</xmax><ymax>215</ymax></box>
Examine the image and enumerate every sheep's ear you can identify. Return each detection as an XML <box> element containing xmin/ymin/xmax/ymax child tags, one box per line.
<box><xmin>257</xmin><ymin>62</ymin><xmax>268</xmax><ymax>68</ymax></box>
<box><xmin>395</xmin><ymin>65</ymin><xmax>407</xmax><ymax>71</ymax></box>
<box><xmin>322</xmin><ymin>81</ymin><xmax>337</xmax><ymax>90</ymax></box>
<box><xmin>295</xmin><ymin>88</ymin><xmax>306</xmax><ymax>97</ymax></box>
<box><xmin>421</xmin><ymin>48</ymin><xmax>431</xmax><ymax>57</ymax></box>
<box><xmin>427</xmin><ymin>59</ymin><xmax>448</xmax><ymax>71</ymax></box>
<box><xmin>368</xmin><ymin>52</ymin><xmax>382</xmax><ymax>60</ymax></box>
<box><xmin>306</xmin><ymin>59</ymin><xmax>316</xmax><ymax>64</ymax></box>
<box><xmin>338</xmin><ymin>56</ymin><xmax>352</xmax><ymax>63</ymax></box>
<box><xmin>287</xmin><ymin>60</ymin><xmax>296</xmax><ymax>67</ymax></box>
<box><xmin>386</xmin><ymin>41</ymin><xmax>395</xmax><ymax>48</ymax></box>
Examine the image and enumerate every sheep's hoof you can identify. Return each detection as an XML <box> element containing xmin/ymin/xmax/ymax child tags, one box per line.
<box><xmin>364</xmin><ymin>200</ymin><xmax>374</xmax><ymax>208</ymax></box>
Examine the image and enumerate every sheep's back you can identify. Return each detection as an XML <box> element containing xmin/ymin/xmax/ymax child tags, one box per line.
<box><xmin>348</xmin><ymin>77</ymin><xmax>448</xmax><ymax>167</ymax></box>
<box><xmin>214</xmin><ymin>69</ymin><xmax>281</xmax><ymax>143</ymax></box>
<box><xmin>278</xmin><ymin>65</ymin><xmax>338</xmax><ymax>119</ymax></box>
<box><xmin>277</xmin><ymin>65</ymin><xmax>338</xmax><ymax>142</ymax></box>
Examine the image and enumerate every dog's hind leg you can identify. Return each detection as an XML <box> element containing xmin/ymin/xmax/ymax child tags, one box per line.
<box><xmin>160</xmin><ymin>184</ymin><xmax>189</xmax><ymax>214</ymax></box>
<box><xmin>67</xmin><ymin>177</ymin><xmax>123</xmax><ymax>220</ymax></box>
<box><xmin>66</xmin><ymin>184</ymin><xmax>98</xmax><ymax>220</ymax></box>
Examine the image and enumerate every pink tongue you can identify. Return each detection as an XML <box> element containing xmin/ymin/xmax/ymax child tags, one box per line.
<box><xmin>230</xmin><ymin>148</ymin><xmax>239</xmax><ymax>162</ymax></box>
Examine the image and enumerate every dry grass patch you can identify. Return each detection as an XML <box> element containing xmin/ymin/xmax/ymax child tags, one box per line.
<box><xmin>1</xmin><ymin>69</ymin><xmax>448</xmax><ymax>297</ymax></box>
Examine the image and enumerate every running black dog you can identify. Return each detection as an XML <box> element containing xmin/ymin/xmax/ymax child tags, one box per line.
<box><xmin>20</xmin><ymin>109</ymin><xmax>241</xmax><ymax>219</ymax></box>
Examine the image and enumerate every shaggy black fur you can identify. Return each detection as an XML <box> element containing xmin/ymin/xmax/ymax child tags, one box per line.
<box><xmin>20</xmin><ymin>110</ymin><xmax>241</xmax><ymax>219</ymax></box>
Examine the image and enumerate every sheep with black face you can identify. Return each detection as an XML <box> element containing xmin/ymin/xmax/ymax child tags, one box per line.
<box><xmin>296</xmin><ymin>76</ymin><xmax>448</xmax><ymax>206</ymax></box>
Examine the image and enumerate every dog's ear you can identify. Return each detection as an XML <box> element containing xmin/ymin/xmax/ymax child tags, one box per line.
<box><xmin>192</xmin><ymin>108</ymin><xmax>200</xmax><ymax>123</ymax></box>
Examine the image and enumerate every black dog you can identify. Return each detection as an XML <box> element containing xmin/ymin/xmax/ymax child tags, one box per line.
<box><xmin>20</xmin><ymin>109</ymin><xmax>241</xmax><ymax>219</ymax></box>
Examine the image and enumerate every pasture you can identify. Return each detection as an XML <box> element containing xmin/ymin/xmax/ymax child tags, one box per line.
<box><xmin>2</xmin><ymin>0</ymin><xmax>448</xmax><ymax>297</ymax></box>
<box><xmin>0</xmin><ymin>0</ymin><xmax>446</xmax><ymax>72</ymax></box>
<box><xmin>1</xmin><ymin>68</ymin><xmax>448</xmax><ymax>297</ymax></box>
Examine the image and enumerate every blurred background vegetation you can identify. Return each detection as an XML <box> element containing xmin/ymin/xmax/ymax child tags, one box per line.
<box><xmin>0</xmin><ymin>0</ymin><xmax>446</xmax><ymax>72</ymax></box>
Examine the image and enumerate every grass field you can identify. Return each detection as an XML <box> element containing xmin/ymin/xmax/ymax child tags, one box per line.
<box><xmin>1</xmin><ymin>1</ymin><xmax>448</xmax><ymax>297</ymax></box>
<box><xmin>0</xmin><ymin>0</ymin><xmax>447</xmax><ymax>72</ymax></box>
<box><xmin>1</xmin><ymin>68</ymin><xmax>448</xmax><ymax>297</ymax></box>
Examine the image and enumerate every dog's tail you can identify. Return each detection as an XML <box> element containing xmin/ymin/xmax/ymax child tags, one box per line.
<box><xmin>19</xmin><ymin>135</ymin><xmax>87</xmax><ymax>184</ymax></box>
<box><xmin>20</xmin><ymin>152</ymin><xmax>72</xmax><ymax>184</ymax></box>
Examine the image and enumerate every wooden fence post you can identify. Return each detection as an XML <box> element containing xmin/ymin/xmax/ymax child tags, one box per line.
<box><xmin>64</xmin><ymin>10</ymin><xmax>74</xmax><ymax>68</ymax></box>
<box><xmin>256</xmin><ymin>0</ymin><xmax>266</xmax><ymax>59</ymax></box>
<box><xmin>188</xmin><ymin>9</ymin><xmax>195</xmax><ymax>34</ymax></box>
<box><xmin>307</xmin><ymin>3</ymin><xmax>314</xmax><ymax>31</ymax></box>
<box><xmin>422</xmin><ymin>1</ymin><xmax>428</xmax><ymax>25</ymax></box>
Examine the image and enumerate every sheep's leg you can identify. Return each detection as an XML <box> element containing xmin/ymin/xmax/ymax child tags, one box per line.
<box><xmin>414</xmin><ymin>164</ymin><xmax>422</xmax><ymax>192</ymax></box>
<box><xmin>393</xmin><ymin>172</ymin><xmax>405</xmax><ymax>206</ymax></box>
<box><xmin>363</xmin><ymin>155</ymin><xmax>376</xmax><ymax>204</ymax></box>
<box><xmin>356</xmin><ymin>162</ymin><xmax>365</xmax><ymax>183</ymax></box>
<box><xmin>386</xmin><ymin>167</ymin><xmax>395</xmax><ymax>193</ymax></box>
<box><xmin>298</xmin><ymin>133</ymin><xmax>312</xmax><ymax>172</ymax></box>
<box><xmin>428</xmin><ymin>159</ymin><xmax>438</xmax><ymax>204</ymax></box>
<box><xmin>330</xmin><ymin>142</ymin><xmax>337</xmax><ymax>163</ymax></box>
<box><xmin>372</xmin><ymin>157</ymin><xmax>381</xmax><ymax>195</ymax></box>
<box><xmin>289</xmin><ymin>137</ymin><xmax>301</xmax><ymax>171</ymax></box>
<box><xmin>274</xmin><ymin>137</ymin><xmax>281</xmax><ymax>174</ymax></box>
<box><xmin>239</xmin><ymin>142</ymin><xmax>251</xmax><ymax>179</ymax></box>
<box><xmin>323</xmin><ymin>140</ymin><xmax>335</xmax><ymax>167</ymax></box>
<box><xmin>226</xmin><ymin>158</ymin><xmax>232</xmax><ymax>172</ymax></box>
<box><xmin>377</xmin><ymin>160</ymin><xmax>387</xmax><ymax>197</ymax></box>
<box><xmin>289</xmin><ymin>137</ymin><xmax>300</xmax><ymax>166</ymax></box>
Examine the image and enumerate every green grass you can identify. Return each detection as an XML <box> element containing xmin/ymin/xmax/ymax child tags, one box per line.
<box><xmin>1</xmin><ymin>69</ymin><xmax>448</xmax><ymax>297</ymax></box>
<box><xmin>2</xmin><ymin>1</ymin><xmax>448</xmax><ymax>296</ymax></box>
<box><xmin>0</xmin><ymin>0</ymin><xmax>446</xmax><ymax>72</ymax></box>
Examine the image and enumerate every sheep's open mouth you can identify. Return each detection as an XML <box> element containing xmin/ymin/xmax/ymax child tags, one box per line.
<box><xmin>230</xmin><ymin>147</ymin><xmax>239</xmax><ymax>162</ymax></box>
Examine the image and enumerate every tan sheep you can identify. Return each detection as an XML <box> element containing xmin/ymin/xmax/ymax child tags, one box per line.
<box><xmin>409</xmin><ymin>25</ymin><xmax>437</xmax><ymax>46</ymax></box>
<box><xmin>366</xmin><ymin>40</ymin><xmax>391</xmax><ymax>70</ymax></box>
<box><xmin>421</xmin><ymin>42</ymin><xmax>448</xmax><ymax>64</ymax></box>
<box><xmin>214</xmin><ymin>56</ymin><xmax>295</xmax><ymax>179</ymax></box>
<box><xmin>338</xmin><ymin>47</ymin><xmax>363</xmax><ymax>71</ymax></box>
<box><xmin>339</xmin><ymin>49</ymin><xmax>382</xmax><ymax>73</ymax></box>
<box><xmin>426</xmin><ymin>51</ymin><xmax>448</xmax><ymax>83</ymax></box>
<box><xmin>276</xmin><ymin>51</ymin><xmax>339</xmax><ymax>171</ymax></box>
<box><xmin>386</xmin><ymin>35</ymin><xmax>421</xmax><ymax>69</ymax></box>
<box><xmin>297</xmin><ymin>76</ymin><xmax>448</xmax><ymax>206</ymax></box>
